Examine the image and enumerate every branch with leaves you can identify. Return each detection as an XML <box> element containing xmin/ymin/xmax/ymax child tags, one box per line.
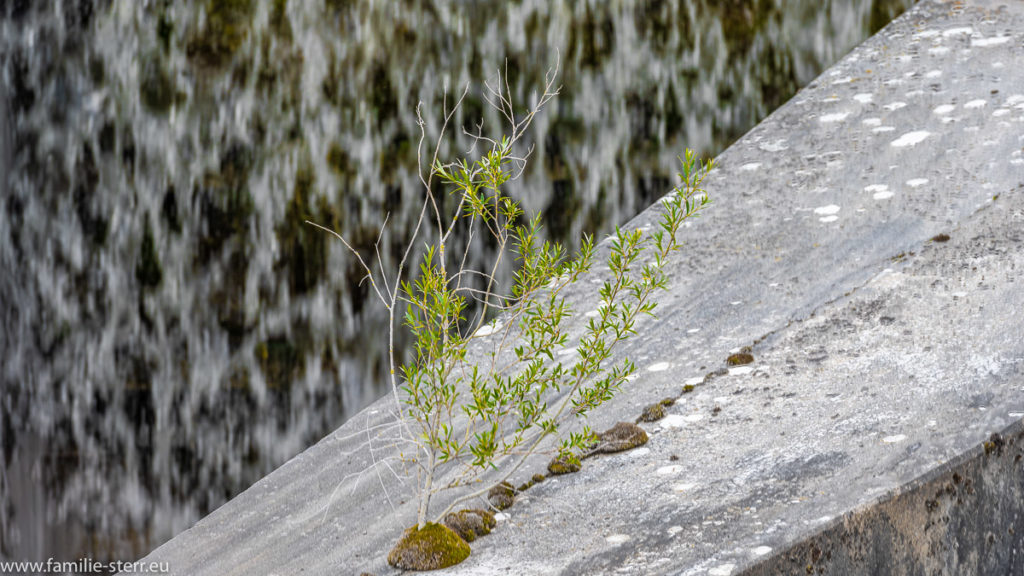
<box><xmin>309</xmin><ymin>64</ymin><xmax>713</xmax><ymax>539</ymax></box>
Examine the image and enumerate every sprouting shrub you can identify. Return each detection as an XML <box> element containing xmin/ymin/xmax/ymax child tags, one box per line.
<box><xmin>310</xmin><ymin>62</ymin><xmax>713</xmax><ymax>568</ymax></box>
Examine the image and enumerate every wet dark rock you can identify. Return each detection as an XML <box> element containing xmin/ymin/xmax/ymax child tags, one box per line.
<box><xmin>135</xmin><ymin>215</ymin><xmax>163</xmax><ymax>289</ymax></box>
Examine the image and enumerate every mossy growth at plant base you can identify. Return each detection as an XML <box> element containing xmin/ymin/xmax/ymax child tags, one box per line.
<box><xmin>442</xmin><ymin>509</ymin><xmax>496</xmax><ymax>543</ymax></box>
<box><xmin>387</xmin><ymin>523</ymin><xmax>470</xmax><ymax>571</ymax></box>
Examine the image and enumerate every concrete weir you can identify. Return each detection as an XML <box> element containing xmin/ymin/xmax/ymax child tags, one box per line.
<box><xmin>143</xmin><ymin>1</ymin><xmax>1024</xmax><ymax>574</ymax></box>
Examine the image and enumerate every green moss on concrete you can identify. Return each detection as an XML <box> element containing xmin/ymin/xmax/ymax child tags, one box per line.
<box><xmin>387</xmin><ymin>523</ymin><xmax>470</xmax><ymax>571</ymax></box>
<box><xmin>487</xmin><ymin>481</ymin><xmax>516</xmax><ymax>510</ymax></box>
<box><xmin>727</xmin><ymin>352</ymin><xmax>754</xmax><ymax>366</ymax></box>
<box><xmin>637</xmin><ymin>398</ymin><xmax>675</xmax><ymax>423</ymax></box>
<box><xmin>442</xmin><ymin>509</ymin><xmax>496</xmax><ymax>543</ymax></box>
<box><xmin>548</xmin><ymin>454</ymin><xmax>582</xmax><ymax>475</ymax></box>
<box><xmin>591</xmin><ymin>422</ymin><xmax>649</xmax><ymax>454</ymax></box>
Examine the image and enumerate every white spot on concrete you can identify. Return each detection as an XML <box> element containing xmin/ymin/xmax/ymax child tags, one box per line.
<box><xmin>907</xmin><ymin>178</ymin><xmax>929</xmax><ymax>187</ymax></box>
<box><xmin>687</xmin><ymin>328</ymin><xmax>701</xmax><ymax>334</ymax></box>
<box><xmin>993</xmin><ymin>109</ymin><xmax>1010</xmax><ymax>117</ymax></box>
<box><xmin>863</xmin><ymin>117</ymin><xmax>882</xmax><ymax>126</ymax></box>
<box><xmin>557</xmin><ymin>347</ymin><xmax>578</xmax><ymax>356</ymax></box>
<box><xmin>606</xmin><ymin>534</ymin><xmax>630</xmax><ymax>544</ymax></box>
<box><xmin>933</xmin><ymin>104</ymin><xmax>955</xmax><ymax>115</ymax></box>
<box><xmin>754</xmin><ymin>546</ymin><xmax>773</xmax><ymax>556</ymax></box>
<box><xmin>832</xmin><ymin>76</ymin><xmax>853</xmax><ymax>85</ymax></box>
<box><xmin>883</xmin><ymin>102</ymin><xmax>907</xmax><ymax>111</ymax></box>
<box><xmin>585</xmin><ymin>309</ymin><xmax>599</xmax><ymax>317</ymax></box>
<box><xmin>1007</xmin><ymin>95</ymin><xmax>1024</xmax><ymax>106</ymax></box>
<box><xmin>853</xmin><ymin>93</ymin><xmax>873</xmax><ymax>104</ymax></box>
<box><xmin>891</xmin><ymin>131</ymin><xmax>931</xmax><ymax>148</ymax></box>
<box><xmin>905</xmin><ymin>89</ymin><xmax>925</xmax><ymax>98</ymax></box>
<box><xmin>684</xmin><ymin>414</ymin><xmax>705</xmax><ymax>423</ymax></box>
<box><xmin>965</xmin><ymin>99</ymin><xmax>987</xmax><ymax>109</ymax></box>
<box><xmin>928</xmin><ymin>46</ymin><xmax>950</xmax><ymax>55</ymax></box>
<box><xmin>883</xmin><ymin>435</ymin><xmax>907</xmax><ymax>443</ymax></box>
<box><xmin>819</xmin><ymin>215</ymin><xmax>839</xmax><ymax>223</ymax></box>
<box><xmin>685</xmin><ymin>377</ymin><xmax>704</xmax><ymax>386</ymax></box>
<box><xmin>864</xmin><ymin>184</ymin><xmax>889</xmax><ymax>193</ymax></box>
<box><xmin>739</xmin><ymin>162</ymin><xmax>762</xmax><ymax>171</ymax></box>
<box><xmin>661</xmin><ymin>414</ymin><xmax>687</xmax><ymax>429</ymax></box>
<box><xmin>648</xmin><ymin>362</ymin><xmax>670</xmax><ymax>372</ymax></box>
<box><xmin>657</xmin><ymin>465</ymin><xmax>684</xmax><ymax>476</ymax></box>
<box><xmin>730</xmin><ymin>301</ymin><xmax>743</xmax><ymax>306</ymax></box>
<box><xmin>925</xmin><ymin>70</ymin><xmax>943</xmax><ymax>79</ymax></box>
<box><xmin>820</xmin><ymin>112</ymin><xmax>850</xmax><ymax>123</ymax></box>
<box><xmin>972</xmin><ymin>36</ymin><xmax>1011</xmax><ymax>47</ymax></box>
<box><xmin>494</xmin><ymin>512</ymin><xmax>510</xmax><ymax>522</ymax></box>
<box><xmin>729</xmin><ymin>366</ymin><xmax>754</xmax><ymax>376</ymax></box>
<box><xmin>673</xmin><ymin>483</ymin><xmax>697</xmax><ymax>493</ymax></box>
<box><xmin>814</xmin><ymin>205</ymin><xmax>841</xmax><ymax>215</ymax></box>
<box><xmin>873</xmin><ymin>126</ymin><xmax>896</xmax><ymax>133</ymax></box>
<box><xmin>759</xmin><ymin>139</ymin><xmax>789</xmax><ymax>152</ymax></box>
<box><xmin>668</xmin><ymin>526</ymin><xmax>684</xmax><ymax>536</ymax></box>
<box><xmin>628</xmin><ymin>447</ymin><xmax>651</xmax><ymax>458</ymax></box>
<box><xmin>914</xmin><ymin>30</ymin><xmax>940</xmax><ymax>39</ymax></box>
<box><xmin>873</xmin><ymin>190</ymin><xmax>895</xmax><ymax>200</ymax></box>
<box><xmin>709</xmin><ymin>564</ymin><xmax>736</xmax><ymax>576</ymax></box>
<box><xmin>1010</xmin><ymin>412</ymin><xmax>1024</xmax><ymax>418</ymax></box>
<box><xmin>942</xmin><ymin>27</ymin><xmax>973</xmax><ymax>37</ymax></box>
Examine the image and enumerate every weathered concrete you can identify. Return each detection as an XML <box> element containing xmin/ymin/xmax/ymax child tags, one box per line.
<box><xmin>142</xmin><ymin>0</ymin><xmax>1024</xmax><ymax>574</ymax></box>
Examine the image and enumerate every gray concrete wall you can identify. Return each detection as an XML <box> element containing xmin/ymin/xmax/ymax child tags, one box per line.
<box><xmin>142</xmin><ymin>0</ymin><xmax>1024</xmax><ymax>574</ymax></box>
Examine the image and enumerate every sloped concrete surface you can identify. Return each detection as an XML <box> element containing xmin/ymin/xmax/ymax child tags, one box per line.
<box><xmin>141</xmin><ymin>0</ymin><xmax>1024</xmax><ymax>574</ymax></box>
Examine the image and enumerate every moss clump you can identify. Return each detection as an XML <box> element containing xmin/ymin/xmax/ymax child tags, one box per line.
<box><xmin>136</xmin><ymin>215</ymin><xmax>163</xmax><ymax>289</ymax></box>
<box><xmin>487</xmin><ymin>481</ymin><xmax>516</xmax><ymax>510</ymax></box>
<box><xmin>591</xmin><ymin>422</ymin><xmax>649</xmax><ymax>454</ymax></box>
<box><xmin>930</xmin><ymin>233</ymin><xmax>950</xmax><ymax>243</ymax></box>
<box><xmin>387</xmin><ymin>523</ymin><xmax>470</xmax><ymax>571</ymax></box>
<box><xmin>636</xmin><ymin>398</ymin><xmax>675</xmax><ymax>423</ymax></box>
<box><xmin>442</xmin><ymin>509</ymin><xmax>496</xmax><ymax>543</ymax></box>
<box><xmin>726</xmin><ymin>352</ymin><xmax>754</xmax><ymax>366</ymax></box>
<box><xmin>682</xmin><ymin>384</ymin><xmax>696</xmax><ymax>393</ymax></box>
<box><xmin>547</xmin><ymin>455</ymin><xmax>581</xmax><ymax>475</ymax></box>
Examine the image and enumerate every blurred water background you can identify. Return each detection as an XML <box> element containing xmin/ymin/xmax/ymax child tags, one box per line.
<box><xmin>0</xmin><ymin>0</ymin><xmax>913</xmax><ymax>565</ymax></box>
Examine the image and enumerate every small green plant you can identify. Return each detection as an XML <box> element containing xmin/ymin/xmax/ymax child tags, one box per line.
<box><xmin>309</xmin><ymin>64</ymin><xmax>712</xmax><ymax>567</ymax></box>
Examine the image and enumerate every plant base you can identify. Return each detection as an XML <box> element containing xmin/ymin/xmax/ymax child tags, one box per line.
<box><xmin>387</xmin><ymin>523</ymin><xmax>471</xmax><ymax>571</ymax></box>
